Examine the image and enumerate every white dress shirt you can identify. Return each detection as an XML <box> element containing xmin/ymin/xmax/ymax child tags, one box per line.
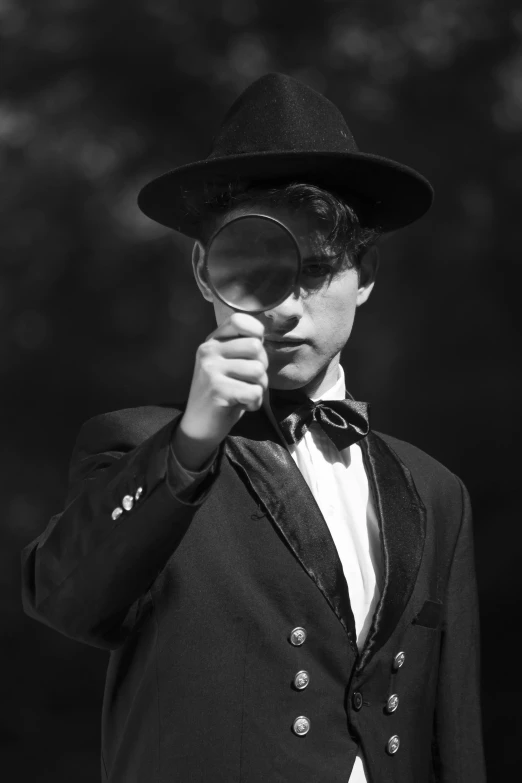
<box><xmin>266</xmin><ymin>364</ymin><xmax>382</xmax><ymax>783</ymax></box>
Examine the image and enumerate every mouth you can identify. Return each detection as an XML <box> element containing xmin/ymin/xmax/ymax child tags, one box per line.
<box><xmin>264</xmin><ymin>336</ymin><xmax>308</xmax><ymax>350</ymax></box>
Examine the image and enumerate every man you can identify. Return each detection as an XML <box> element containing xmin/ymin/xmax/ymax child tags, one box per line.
<box><xmin>21</xmin><ymin>73</ymin><xmax>485</xmax><ymax>782</ymax></box>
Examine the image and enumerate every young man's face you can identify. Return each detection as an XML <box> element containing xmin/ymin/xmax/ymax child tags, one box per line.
<box><xmin>193</xmin><ymin>202</ymin><xmax>378</xmax><ymax>395</ymax></box>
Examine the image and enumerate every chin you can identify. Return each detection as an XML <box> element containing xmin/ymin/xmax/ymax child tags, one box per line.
<box><xmin>268</xmin><ymin>363</ymin><xmax>318</xmax><ymax>391</ymax></box>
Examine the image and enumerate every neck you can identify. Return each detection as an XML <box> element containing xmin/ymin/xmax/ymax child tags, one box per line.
<box><xmin>300</xmin><ymin>355</ymin><xmax>341</xmax><ymax>398</ymax></box>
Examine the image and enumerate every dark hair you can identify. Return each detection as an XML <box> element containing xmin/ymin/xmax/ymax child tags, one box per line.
<box><xmin>186</xmin><ymin>180</ymin><xmax>381</xmax><ymax>271</ymax></box>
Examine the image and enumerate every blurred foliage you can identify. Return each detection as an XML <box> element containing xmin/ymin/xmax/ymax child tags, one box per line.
<box><xmin>1</xmin><ymin>0</ymin><xmax>520</xmax><ymax>779</ymax></box>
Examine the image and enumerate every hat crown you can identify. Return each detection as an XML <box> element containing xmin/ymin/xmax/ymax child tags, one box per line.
<box><xmin>137</xmin><ymin>72</ymin><xmax>434</xmax><ymax>237</ymax></box>
<box><xmin>208</xmin><ymin>73</ymin><xmax>359</xmax><ymax>159</ymax></box>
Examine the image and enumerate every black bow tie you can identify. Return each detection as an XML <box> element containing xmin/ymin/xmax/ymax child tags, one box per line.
<box><xmin>269</xmin><ymin>387</ymin><xmax>370</xmax><ymax>451</ymax></box>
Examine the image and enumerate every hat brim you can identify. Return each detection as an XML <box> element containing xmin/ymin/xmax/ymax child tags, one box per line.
<box><xmin>137</xmin><ymin>150</ymin><xmax>434</xmax><ymax>237</ymax></box>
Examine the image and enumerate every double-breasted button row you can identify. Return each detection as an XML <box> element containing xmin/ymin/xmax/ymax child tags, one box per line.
<box><xmin>289</xmin><ymin>629</ymin><xmax>309</xmax><ymax>735</ymax></box>
<box><xmin>111</xmin><ymin>486</ymin><xmax>144</xmax><ymax>521</ymax></box>
<box><xmin>386</xmin><ymin>653</ymin><xmax>403</xmax><ymax>755</ymax></box>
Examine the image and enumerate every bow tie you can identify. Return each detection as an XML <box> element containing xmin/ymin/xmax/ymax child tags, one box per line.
<box><xmin>269</xmin><ymin>387</ymin><xmax>370</xmax><ymax>451</ymax></box>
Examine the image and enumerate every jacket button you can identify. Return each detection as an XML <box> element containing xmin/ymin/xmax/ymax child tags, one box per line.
<box><xmin>122</xmin><ymin>494</ymin><xmax>134</xmax><ymax>512</ymax></box>
<box><xmin>393</xmin><ymin>651</ymin><xmax>405</xmax><ymax>670</ymax></box>
<box><xmin>290</xmin><ymin>627</ymin><xmax>307</xmax><ymax>646</ymax></box>
<box><xmin>293</xmin><ymin>670</ymin><xmax>310</xmax><ymax>690</ymax></box>
<box><xmin>387</xmin><ymin>734</ymin><xmax>400</xmax><ymax>754</ymax></box>
<box><xmin>292</xmin><ymin>716</ymin><xmax>310</xmax><ymax>736</ymax></box>
<box><xmin>386</xmin><ymin>694</ymin><xmax>399</xmax><ymax>713</ymax></box>
<box><xmin>111</xmin><ymin>507</ymin><xmax>123</xmax><ymax>521</ymax></box>
<box><xmin>352</xmin><ymin>691</ymin><xmax>363</xmax><ymax>711</ymax></box>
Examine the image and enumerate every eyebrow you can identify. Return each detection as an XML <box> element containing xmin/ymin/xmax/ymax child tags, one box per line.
<box><xmin>301</xmin><ymin>251</ymin><xmax>339</xmax><ymax>264</ymax></box>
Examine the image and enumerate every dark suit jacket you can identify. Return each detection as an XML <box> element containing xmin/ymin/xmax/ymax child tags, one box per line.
<box><xmin>21</xmin><ymin>404</ymin><xmax>486</xmax><ymax>783</ymax></box>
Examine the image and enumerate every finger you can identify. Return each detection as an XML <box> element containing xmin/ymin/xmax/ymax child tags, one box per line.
<box><xmin>220</xmin><ymin>337</ymin><xmax>268</xmax><ymax>368</ymax></box>
<box><xmin>208</xmin><ymin>312</ymin><xmax>265</xmax><ymax>342</ymax></box>
<box><xmin>222</xmin><ymin>359</ymin><xmax>268</xmax><ymax>388</ymax></box>
<box><xmin>219</xmin><ymin>377</ymin><xmax>265</xmax><ymax>411</ymax></box>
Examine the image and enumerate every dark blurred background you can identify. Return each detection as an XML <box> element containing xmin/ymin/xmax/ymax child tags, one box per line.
<box><xmin>1</xmin><ymin>0</ymin><xmax>520</xmax><ymax>780</ymax></box>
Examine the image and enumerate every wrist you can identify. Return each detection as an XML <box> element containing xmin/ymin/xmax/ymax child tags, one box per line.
<box><xmin>171</xmin><ymin>415</ymin><xmax>222</xmax><ymax>472</ymax></box>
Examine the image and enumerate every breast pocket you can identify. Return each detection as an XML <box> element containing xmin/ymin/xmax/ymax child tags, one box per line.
<box><xmin>413</xmin><ymin>599</ymin><xmax>443</xmax><ymax>629</ymax></box>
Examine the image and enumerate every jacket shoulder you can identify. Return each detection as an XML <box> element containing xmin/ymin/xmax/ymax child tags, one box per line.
<box><xmin>374</xmin><ymin>431</ymin><xmax>465</xmax><ymax>510</ymax></box>
<box><xmin>376</xmin><ymin>431</ymin><xmax>456</xmax><ymax>480</ymax></box>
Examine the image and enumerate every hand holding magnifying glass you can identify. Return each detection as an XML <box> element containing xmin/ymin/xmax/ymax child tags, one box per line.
<box><xmin>173</xmin><ymin>215</ymin><xmax>298</xmax><ymax>472</ymax></box>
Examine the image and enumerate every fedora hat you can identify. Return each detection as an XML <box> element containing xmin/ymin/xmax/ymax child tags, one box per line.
<box><xmin>138</xmin><ymin>73</ymin><xmax>434</xmax><ymax>237</ymax></box>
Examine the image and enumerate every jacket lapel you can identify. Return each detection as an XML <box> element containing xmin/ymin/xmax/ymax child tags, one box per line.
<box><xmin>223</xmin><ymin>406</ymin><xmax>427</xmax><ymax>669</ymax></box>
<box><xmin>356</xmin><ymin>430</ymin><xmax>427</xmax><ymax>670</ymax></box>
<box><xmin>225</xmin><ymin>407</ymin><xmax>358</xmax><ymax>652</ymax></box>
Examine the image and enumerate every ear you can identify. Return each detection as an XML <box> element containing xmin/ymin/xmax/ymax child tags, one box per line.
<box><xmin>356</xmin><ymin>245</ymin><xmax>379</xmax><ymax>307</ymax></box>
<box><xmin>192</xmin><ymin>241</ymin><xmax>214</xmax><ymax>303</ymax></box>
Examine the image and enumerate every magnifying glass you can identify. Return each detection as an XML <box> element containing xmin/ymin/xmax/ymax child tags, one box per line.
<box><xmin>204</xmin><ymin>214</ymin><xmax>301</xmax><ymax>313</ymax></box>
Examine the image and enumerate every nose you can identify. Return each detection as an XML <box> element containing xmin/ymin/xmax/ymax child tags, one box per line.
<box><xmin>263</xmin><ymin>286</ymin><xmax>304</xmax><ymax>325</ymax></box>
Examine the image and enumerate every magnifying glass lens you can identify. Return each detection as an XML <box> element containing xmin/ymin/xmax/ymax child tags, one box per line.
<box><xmin>206</xmin><ymin>216</ymin><xmax>300</xmax><ymax>312</ymax></box>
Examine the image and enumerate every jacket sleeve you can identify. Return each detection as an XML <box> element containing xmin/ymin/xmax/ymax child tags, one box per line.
<box><xmin>431</xmin><ymin>478</ymin><xmax>486</xmax><ymax>782</ymax></box>
<box><xmin>21</xmin><ymin>409</ymin><xmax>222</xmax><ymax>651</ymax></box>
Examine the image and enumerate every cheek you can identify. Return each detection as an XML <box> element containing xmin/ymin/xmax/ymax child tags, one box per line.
<box><xmin>308</xmin><ymin>284</ymin><xmax>358</xmax><ymax>345</ymax></box>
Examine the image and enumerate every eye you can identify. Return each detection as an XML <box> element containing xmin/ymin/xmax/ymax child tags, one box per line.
<box><xmin>301</xmin><ymin>262</ymin><xmax>334</xmax><ymax>279</ymax></box>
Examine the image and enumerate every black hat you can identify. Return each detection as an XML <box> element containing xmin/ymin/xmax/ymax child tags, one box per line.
<box><xmin>138</xmin><ymin>73</ymin><xmax>434</xmax><ymax>237</ymax></box>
